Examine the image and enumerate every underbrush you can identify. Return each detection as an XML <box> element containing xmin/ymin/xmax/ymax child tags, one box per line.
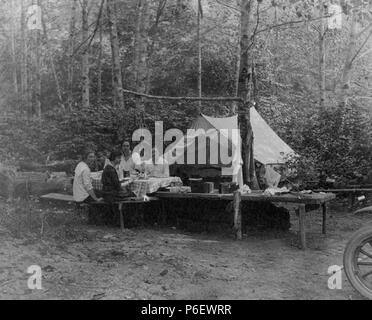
<box><xmin>0</xmin><ymin>197</ymin><xmax>82</xmax><ymax>240</ymax></box>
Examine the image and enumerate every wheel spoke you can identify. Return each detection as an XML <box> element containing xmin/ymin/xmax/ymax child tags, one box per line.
<box><xmin>361</xmin><ymin>269</ymin><xmax>372</xmax><ymax>279</ymax></box>
<box><xmin>360</xmin><ymin>248</ymin><xmax>372</xmax><ymax>260</ymax></box>
<box><xmin>357</xmin><ymin>261</ymin><xmax>372</xmax><ymax>266</ymax></box>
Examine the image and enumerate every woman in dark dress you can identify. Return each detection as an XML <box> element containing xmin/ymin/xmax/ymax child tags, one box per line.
<box><xmin>102</xmin><ymin>151</ymin><xmax>122</xmax><ymax>203</ymax></box>
<box><xmin>101</xmin><ymin>151</ymin><xmax>133</xmax><ymax>223</ymax></box>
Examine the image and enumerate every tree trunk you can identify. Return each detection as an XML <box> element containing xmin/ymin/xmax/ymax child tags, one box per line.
<box><xmin>97</xmin><ymin>15</ymin><xmax>103</xmax><ymax>104</ymax></box>
<box><xmin>232</xmin><ymin>30</ymin><xmax>240</xmax><ymax>115</ymax></box>
<box><xmin>144</xmin><ymin>0</ymin><xmax>167</xmax><ymax>94</ymax></box>
<box><xmin>337</xmin><ymin>11</ymin><xmax>358</xmax><ymax>108</ymax></box>
<box><xmin>81</xmin><ymin>0</ymin><xmax>90</xmax><ymax>109</ymax></box>
<box><xmin>134</xmin><ymin>0</ymin><xmax>150</xmax><ymax>127</ymax></box>
<box><xmin>318</xmin><ymin>0</ymin><xmax>326</xmax><ymax>110</ymax></box>
<box><xmin>20</xmin><ymin>0</ymin><xmax>29</xmax><ymax>114</ymax></box>
<box><xmin>107</xmin><ymin>0</ymin><xmax>125</xmax><ymax>109</ymax></box>
<box><xmin>34</xmin><ymin>19</ymin><xmax>42</xmax><ymax>118</ymax></box>
<box><xmin>133</xmin><ymin>0</ymin><xmax>143</xmax><ymax>88</ymax></box>
<box><xmin>237</xmin><ymin>0</ymin><xmax>259</xmax><ymax>189</ymax></box>
<box><xmin>40</xmin><ymin>4</ymin><xmax>64</xmax><ymax>110</ymax></box>
<box><xmin>273</xmin><ymin>3</ymin><xmax>279</xmax><ymax>95</ymax></box>
<box><xmin>10</xmin><ymin>0</ymin><xmax>19</xmax><ymax>95</ymax></box>
<box><xmin>134</xmin><ymin>0</ymin><xmax>150</xmax><ymax>94</ymax></box>
<box><xmin>29</xmin><ymin>0</ymin><xmax>42</xmax><ymax>119</ymax></box>
<box><xmin>197</xmin><ymin>0</ymin><xmax>202</xmax><ymax>113</ymax></box>
<box><xmin>67</xmin><ymin>0</ymin><xmax>78</xmax><ymax>111</ymax></box>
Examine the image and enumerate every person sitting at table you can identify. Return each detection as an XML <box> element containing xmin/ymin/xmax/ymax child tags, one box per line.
<box><xmin>146</xmin><ymin>148</ymin><xmax>170</xmax><ymax>178</ymax></box>
<box><xmin>95</xmin><ymin>149</ymin><xmax>110</xmax><ymax>171</ymax></box>
<box><xmin>73</xmin><ymin>150</ymin><xmax>103</xmax><ymax>203</ymax></box>
<box><xmin>118</xmin><ymin>141</ymin><xmax>137</xmax><ymax>180</ymax></box>
<box><xmin>102</xmin><ymin>150</ymin><xmax>133</xmax><ymax>204</ymax></box>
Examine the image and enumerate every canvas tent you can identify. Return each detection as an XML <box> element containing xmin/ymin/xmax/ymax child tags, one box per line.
<box><xmin>200</xmin><ymin>108</ymin><xmax>294</xmax><ymax>165</ymax></box>
<box><xmin>164</xmin><ymin>107</ymin><xmax>295</xmax><ymax>187</ymax></box>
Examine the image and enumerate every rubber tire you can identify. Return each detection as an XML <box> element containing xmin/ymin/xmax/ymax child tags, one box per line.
<box><xmin>344</xmin><ymin>226</ymin><xmax>372</xmax><ymax>300</ymax></box>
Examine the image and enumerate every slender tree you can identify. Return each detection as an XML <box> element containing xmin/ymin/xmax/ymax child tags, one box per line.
<box><xmin>107</xmin><ymin>0</ymin><xmax>125</xmax><ymax>109</ymax></box>
<box><xmin>134</xmin><ymin>0</ymin><xmax>150</xmax><ymax>94</ymax></box>
<box><xmin>237</xmin><ymin>0</ymin><xmax>258</xmax><ymax>189</ymax></box>
<box><xmin>28</xmin><ymin>0</ymin><xmax>42</xmax><ymax>118</ymax></box>
<box><xmin>336</xmin><ymin>6</ymin><xmax>372</xmax><ymax>108</ymax></box>
<box><xmin>67</xmin><ymin>0</ymin><xmax>78</xmax><ymax>111</ymax></box>
<box><xmin>272</xmin><ymin>1</ymin><xmax>279</xmax><ymax>95</ymax></box>
<box><xmin>145</xmin><ymin>0</ymin><xmax>168</xmax><ymax>93</ymax></box>
<box><xmin>97</xmin><ymin>8</ymin><xmax>103</xmax><ymax>104</ymax></box>
<box><xmin>40</xmin><ymin>3</ymin><xmax>64</xmax><ymax>110</ymax></box>
<box><xmin>318</xmin><ymin>0</ymin><xmax>326</xmax><ymax>110</ymax></box>
<box><xmin>81</xmin><ymin>0</ymin><xmax>90</xmax><ymax>109</ymax></box>
<box><xmin>133</xmin><ymin>0</ymin><xmax>150</xmax><ymax>127</ymax></box>
<box><xmin>20</xmin><ymin>0</ymin><xmax>29</xmax><ymax>114</ymax></box>
<box><xmin>233</xmin><ymin>0</ymin><xmax>241</xmax><ymax>114</ymax></box>
<box><xmin>197</xmin><ymin>0</ymin><xmax>203</xmax><ymax>113</ymax></box>
<box><xmin>10</xmin><ymin>0</ymin><xmax>18</xmax><ymax>95</ymax></box>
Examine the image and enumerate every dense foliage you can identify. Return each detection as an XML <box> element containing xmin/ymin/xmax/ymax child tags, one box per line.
<box><xmin>0</xmin><ymin>0</ymin><xmax>371</xmax><ymax>184</ymax></box>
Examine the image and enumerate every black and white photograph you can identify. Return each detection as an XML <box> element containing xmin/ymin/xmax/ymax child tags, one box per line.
<box><xmin>0</xmin><ymin>0</ymin><xmax>371</xmax><ymax>304</ymax></box>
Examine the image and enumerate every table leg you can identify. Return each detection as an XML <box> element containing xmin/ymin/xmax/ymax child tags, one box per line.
<box><xmin>161</xmin><ymin>200</ymin><xmax>166</xmax><ymax>226</ymax></box>
<box><xmin>140</xmin><ymin>203</ymin><xmax>144</xmax><ymax>227</ymax></box>
<box><xmin>298</xmin><ymin>204</ymin><xmax>306</xmax><ymax>249</ymax></box>
<box><xmin>348</xmin><ymin>193</ymin><xmax>355</xmax><ymax>210</ymax></box>
<box><xmin>119</xmin><ymin>203</ymin><xmax>124</xmax><ymax>232</ymax></box>
<box><xmin>204</xmin><ymin>202</ymin><xmax>210</xmax><ymax>233</ymax></box>
<box><xmin>233</xmin><ymin>191</ymin><xmax>242</xmax><ymax>240</ymax></box>
<box><xmin>322</xmin><ymin>203</ymin><xmax>327</xmax><ymax>235</ymax></box>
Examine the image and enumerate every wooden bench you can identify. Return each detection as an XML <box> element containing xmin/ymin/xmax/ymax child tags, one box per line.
<box><xmin>40</xmin><ymin>193</ymin><xmax>160</xmax><ymax>231</ymax></box>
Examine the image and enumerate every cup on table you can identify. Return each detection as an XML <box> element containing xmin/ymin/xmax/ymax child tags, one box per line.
<box><xmin>123</xmin><ymin>170</ymin><xmax>130</xmax><ymax>178</ymax></box>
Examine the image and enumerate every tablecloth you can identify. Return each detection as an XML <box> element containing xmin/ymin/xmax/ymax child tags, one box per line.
<box><xmin>91</xmin><ymin>171</ymin><xmax>103</xmax><ymax>191</ymax></box>
<box><xmin>91</xmin><ymin>174</ymin><xmax>182</xmax><ymax>198</ymax></box>
<box><xmin>129</xmin><ymin>177</ymin><xmax>183</xmax><ymax>198</ymax></box>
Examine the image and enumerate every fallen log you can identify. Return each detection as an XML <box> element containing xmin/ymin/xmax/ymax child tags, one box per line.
<box><xmin>18</xmin><ymin>160</ymin><xmax>77</xmax><ymax>175</ymax></box>
<box><xmin>0</xmin><ymin>171</ymin><xmax>72</xmax><ymax>199</ymax></box>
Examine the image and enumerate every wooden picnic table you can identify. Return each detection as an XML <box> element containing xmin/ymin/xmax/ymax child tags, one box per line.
<box><xmin>40</xmin><ymin>191</ymin><xmax>336</xmax><ymax>249</ymax></box>
<box><xmin>154</xmin><ymin>191</ymin><xmax>336</xmax><ymax>250</ymax></box>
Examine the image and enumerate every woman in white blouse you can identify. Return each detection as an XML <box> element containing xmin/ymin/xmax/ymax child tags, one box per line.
<box><xmin>73</xmin><ymin>151</ymin><xmax>103</xmax><ymax>203</ymax></box>
<box><xmin>118</xmin><ymin>141</ymin><xmax>136</xmax><ymax>180</ymax></box>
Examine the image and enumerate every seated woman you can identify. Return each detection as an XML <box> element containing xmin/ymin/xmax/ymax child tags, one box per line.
<box><xmin>96</xmin><ymin>150</ymin><xmax>110</xmax><ymax>171</ymax></box>
<box><xmin>118</xmin><ymin>141</ymin><xmax>137</xmax><ymax>180</ymax></box>
<box><xmin>73</xmin><ymin>150</ymin><xmax>103</xmax><ymax>203</ymax></box>
<box><xmin>101</xmin><ymin>150</ymin><xmax>133</xmax><ymax>204</ymax></box>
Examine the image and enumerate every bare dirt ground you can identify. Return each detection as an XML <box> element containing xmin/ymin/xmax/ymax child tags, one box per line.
<box><xmin>0</xmin><ymin>198</ymin><xmax>371</xmax><ymax>300</ymax></box>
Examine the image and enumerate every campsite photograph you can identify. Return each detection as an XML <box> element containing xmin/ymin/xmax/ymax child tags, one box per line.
<box><xmin>0</xmin><ymin>0</ymin><xmax>372</xmax><ymax>303</ymax></box>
